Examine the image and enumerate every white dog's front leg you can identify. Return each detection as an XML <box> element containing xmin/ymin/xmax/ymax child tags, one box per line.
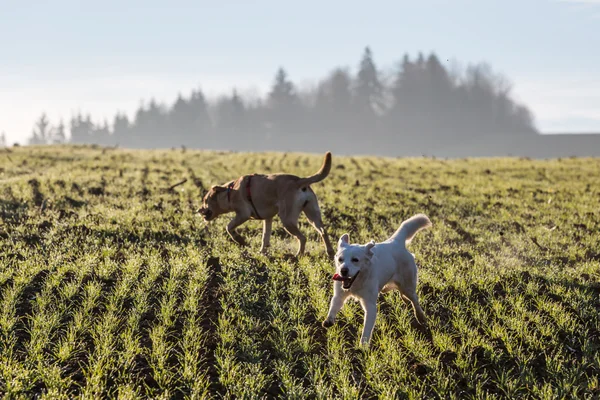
<box><xmin>359</xmin><ymin>297</ymin><xmax>378</xmax><ymax>345</ymax></box>
<box><xmin>322</xmin><ymin>284</ymin><xmax>348</xmax><ymax>328</ymax></box>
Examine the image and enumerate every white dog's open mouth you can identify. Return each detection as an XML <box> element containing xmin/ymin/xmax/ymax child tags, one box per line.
<box><xmin>332</xmin><ymin>271</ymin><xmax>360</xmax><ymax>290</ymax></box>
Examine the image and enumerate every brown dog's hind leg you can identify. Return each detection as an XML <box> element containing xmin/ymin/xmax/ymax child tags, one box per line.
<box><xmin>226</xmin><ymin>213</ymin><xmax>250</xmax><ymax>246</ymax></box>
<box><xmin>281</xmin><ymin>219</ymin><xmax>306</xmax><ymax>257</ymax></box>
<box><xmin>303</xmin><ymin>199</ymin><xmax>335</xmax><ymax>258</ymax></box>
<box><xmin>260</xmin><ymin>218</ymin><xmax>273</xmax><ymax>254</ymax></box>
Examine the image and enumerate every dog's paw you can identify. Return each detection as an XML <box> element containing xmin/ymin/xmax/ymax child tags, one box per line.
<box><xmin>322</xmin><ymin>319</ymin><xmax>333</xmax><ymax>328</ymax></box>
<box><xmin>282</xmin><ymin>253</ymin><xmax>296</xmax><ymax>262</ymax></box>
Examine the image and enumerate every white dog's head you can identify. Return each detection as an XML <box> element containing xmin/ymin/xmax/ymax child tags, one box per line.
<box><xmin>333</xmin><ymin>233</ymin><xmax>375</xmax><ymax>290</ymax></box>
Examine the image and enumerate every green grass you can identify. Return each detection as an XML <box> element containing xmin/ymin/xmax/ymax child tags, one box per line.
<box><xmin>1</xmin><ymin>145</ymin><xmax>599</xmax><ymax>399</ymax></box>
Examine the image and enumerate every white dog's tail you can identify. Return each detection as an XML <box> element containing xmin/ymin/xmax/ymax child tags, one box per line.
<box><xmin>391</xmin><ymin>214</ymin><xmax>432</xmax><ymax>245</ymax></box>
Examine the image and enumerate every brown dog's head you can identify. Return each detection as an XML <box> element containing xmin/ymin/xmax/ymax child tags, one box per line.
<box><xmin>197</xmin><ymin>184</ymin><xmax>230</xmax><ymax>221</ymax></box>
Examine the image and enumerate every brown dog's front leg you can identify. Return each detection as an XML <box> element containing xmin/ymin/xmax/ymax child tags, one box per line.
<box><xmin>226</xmin><ymin>213</ymin><xmax>250</xmax><ymax>246</ymax></box>
<box><xmin>260</xmin><ymin>218</ymin><xmax>273</xmax><ymax>254</ymax></box>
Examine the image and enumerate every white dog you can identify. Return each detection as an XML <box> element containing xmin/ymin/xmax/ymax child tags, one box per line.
<box><xmin>322</xmin><ymin>214</ymin><xmax>432</xmax><ymax>345</ymax></box>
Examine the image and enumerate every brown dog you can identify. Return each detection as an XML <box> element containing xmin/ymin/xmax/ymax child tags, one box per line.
<box><xmin>197</xmin><ymin>152</ymin><xmax>335</xmax><ymax>258</ymax></box>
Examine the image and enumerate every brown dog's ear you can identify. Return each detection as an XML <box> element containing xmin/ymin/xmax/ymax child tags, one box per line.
<box><xmin>212</xmin><ymin>185</ymin><xmax>228</xmax><ymax>193</ymax></box>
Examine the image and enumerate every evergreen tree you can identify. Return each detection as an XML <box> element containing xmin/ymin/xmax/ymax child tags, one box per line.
<box><xmin>69</xmin><ymin>113</ymin><xmax>95</xmax><ymax>144</ymax></box>
<box><xmin>129</xmin><ymin>103</ymin><xmax>147</xmax><ymax>146</ymax></box>
<box><xmin>512</xmin><ymin>105</ymin><xmax>536</xmax><ymax>134</ymax></box>
<box><xmin>352</xmin><ymin>47</ymin><xmax>385</xmax><ymax>142</ymax></box>
<box><xmin>423</xmin><ymin>53</ymin><xmax>454</xmax><ymax>135</ymax></box>
<box><xmin>388</xmin><ymin>54</ymin><xmax>416</xmax><ymax>133</ymax></box>
<box><xmin>354</xmin><ymin>47</ymin><xmax>384</xmax><ymax>114</ymax></box>
<box><xmin>426</xmin><ymin>54</ymin><xmax>452</xmax><ymax>100</ymax></box>
<box><xmin>169</xmin><ymin>94</ymin><xmax>192</xmax><ymax>145</ymax></box>
<box><xmin>28</xmin><ymin>130</ymin><xmax>41</xmax><ymax>145</ymax></box>
<box><xmin>0</xmin><ymin>131</ymin><xmax>7</xmax><ymax>147</ymax></box>
<box><xmin>188</xmin><ymin>89</ymin><xmax>213</xmax><ymax>147</ymax></box>
<box><xmin>416</xmin><ymin>52</ymin><xmax>426</xmax><ymax>70</ymax></box>
<box><xmin>314</xmin><ymin>68</ymin><xmax>353</xmax><ymax>142</ymax></box>
<box><xmin>147</xmin><ymin>99</ymin><xmax>168</xmax><ymax>147</ymax></box>
<box><xmin>268</xmin><ymin>68</ymin><xmax>298</xmax><ymax>113</ymax></box>
<box><xmin>52</xmin><ymin>119</ymin><xmax>66</xmax><ymax>144</ymax></box>
<box><xmin>214</xmin><ymin>89</ymin><xmax>246</xmax><ymax>150</ymax></box>
<box><xmin>241</xmin><ymin>94</ymin><xmax>268</xmax><ymax>151</ymax></box>
<box><xmin>69</xmin><ymin>114</ymin><xmax>81</xmax><ymax>144</ymax></box>
<box><xmin>462</xmin><ymin>63</ymin><xmax>500</xmax><ymax>135</ymax></box>
<box><xmin>112</xmin><ymin>112</ymin><xmax>130</xmax><ymax>146</ymax></box>
<box><xmin>267</xmin><ymin>68</ymin><xmax>303</xmax><ymax>146</ymax></box>
<box><xmin>130</xmin><ymin>100</ymin><xmax>168</xmax><ymax>148</ymax></box>
<box><xmin>92</xmin><ymin>119</ymin><xmax>111</xmax><ymax>146</ymax></box>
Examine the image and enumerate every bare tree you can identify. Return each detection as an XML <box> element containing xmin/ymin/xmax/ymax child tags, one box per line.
<box><xmin>28</xmin><ymin>113</ymin><xmax>52</xmax><ymax>145</ymax></box>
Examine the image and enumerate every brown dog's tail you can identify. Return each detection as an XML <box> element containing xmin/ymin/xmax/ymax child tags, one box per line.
<box><xmin>296</xmin><ymin>152</ymin><xmax>332</xmax><ymax>187</ymax></box>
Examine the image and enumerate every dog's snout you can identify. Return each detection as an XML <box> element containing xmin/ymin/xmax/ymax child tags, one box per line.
<box><xmin>197</xmin><ymin>207</ymin><xmax>212</xmax><ymax>219</ymax></box>
<box><xmin>340</xmin><ymin>267</ymin><xmax>349</xmax><ymax>277</ymax></box>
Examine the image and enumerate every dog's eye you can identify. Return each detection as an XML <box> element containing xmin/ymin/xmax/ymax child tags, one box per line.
<box><xmin>338</xmin><ymin>257</ymin><xmax>343</xmax><ymax>263</ymax></box>
<box><xmin>351</xmin><ymin>257</ymin><xmax>359</xmax><ymax>263</ymax></box>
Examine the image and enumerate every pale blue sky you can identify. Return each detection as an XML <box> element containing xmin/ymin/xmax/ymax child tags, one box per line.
<box><xmin>1</xmin><ymin>0</ymin><xmax>599</xmax><ymax>144</ymax></box>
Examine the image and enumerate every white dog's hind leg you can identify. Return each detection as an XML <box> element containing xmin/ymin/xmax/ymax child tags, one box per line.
<box><xmin>322</xmin><ymin>284</ymin><xmax>349</xmax><ymax>328</ymax></box>
<box><xmin>260</xmin><ymin>218</ymin><xmax>273</xmax><ymax>253</ymax></box>
<box><xmin>381</xmin><ymin>282</ymin><xmax>399</xmax><ymax>293</ymax></box>
<box><xmin>403</xmin><ymin>290</ymin><xmax>427</xmax><ymax>325</ymax></box>
<box><xmin>400</xmin><ymin>294</ymin><xmax>413</xmax><ymax>306</ymax></box>
<box><xmin>359</xmin><ymin>297</ymin><xmax>378</xmax><ymax>345</ymax></box>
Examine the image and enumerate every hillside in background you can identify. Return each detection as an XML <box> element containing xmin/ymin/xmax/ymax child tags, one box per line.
<box><xmin>1</xmin><ymin>146</ymin><xmax>599</xmax><ymax>398</ymax></box>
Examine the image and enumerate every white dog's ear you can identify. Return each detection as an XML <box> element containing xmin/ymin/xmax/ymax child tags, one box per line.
<box><xmin>338</xmin><ymin>233</ymin><xmax>349</xmax><ymax>248</ymax></box>
<box><xmin>365</xmin><ymin>241</ymin><xmax>375</xmax><ymax>257</ymax></box>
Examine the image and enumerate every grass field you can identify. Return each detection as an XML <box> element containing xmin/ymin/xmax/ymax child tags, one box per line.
<box><xmin>1</xmin><ymin>145</ymin><xmax>599</xmax><ymax>399</ymax></box>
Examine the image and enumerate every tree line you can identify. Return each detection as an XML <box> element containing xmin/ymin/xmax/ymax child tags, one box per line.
<box><xmin>24</xmin><ymin>47</ymin><xmax>537</xmax><ymax>154</ymax></box>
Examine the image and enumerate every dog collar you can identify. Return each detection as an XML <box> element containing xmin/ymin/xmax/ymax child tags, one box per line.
<box><xmin>246</xmin><ymin>175</ymin><xmax>262</xmax><ymax>219</ymax></box>
<box><xmin>226</xmin><ymin>181</ymin><xmax>235</xmax><ymax>203</ymax></box>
